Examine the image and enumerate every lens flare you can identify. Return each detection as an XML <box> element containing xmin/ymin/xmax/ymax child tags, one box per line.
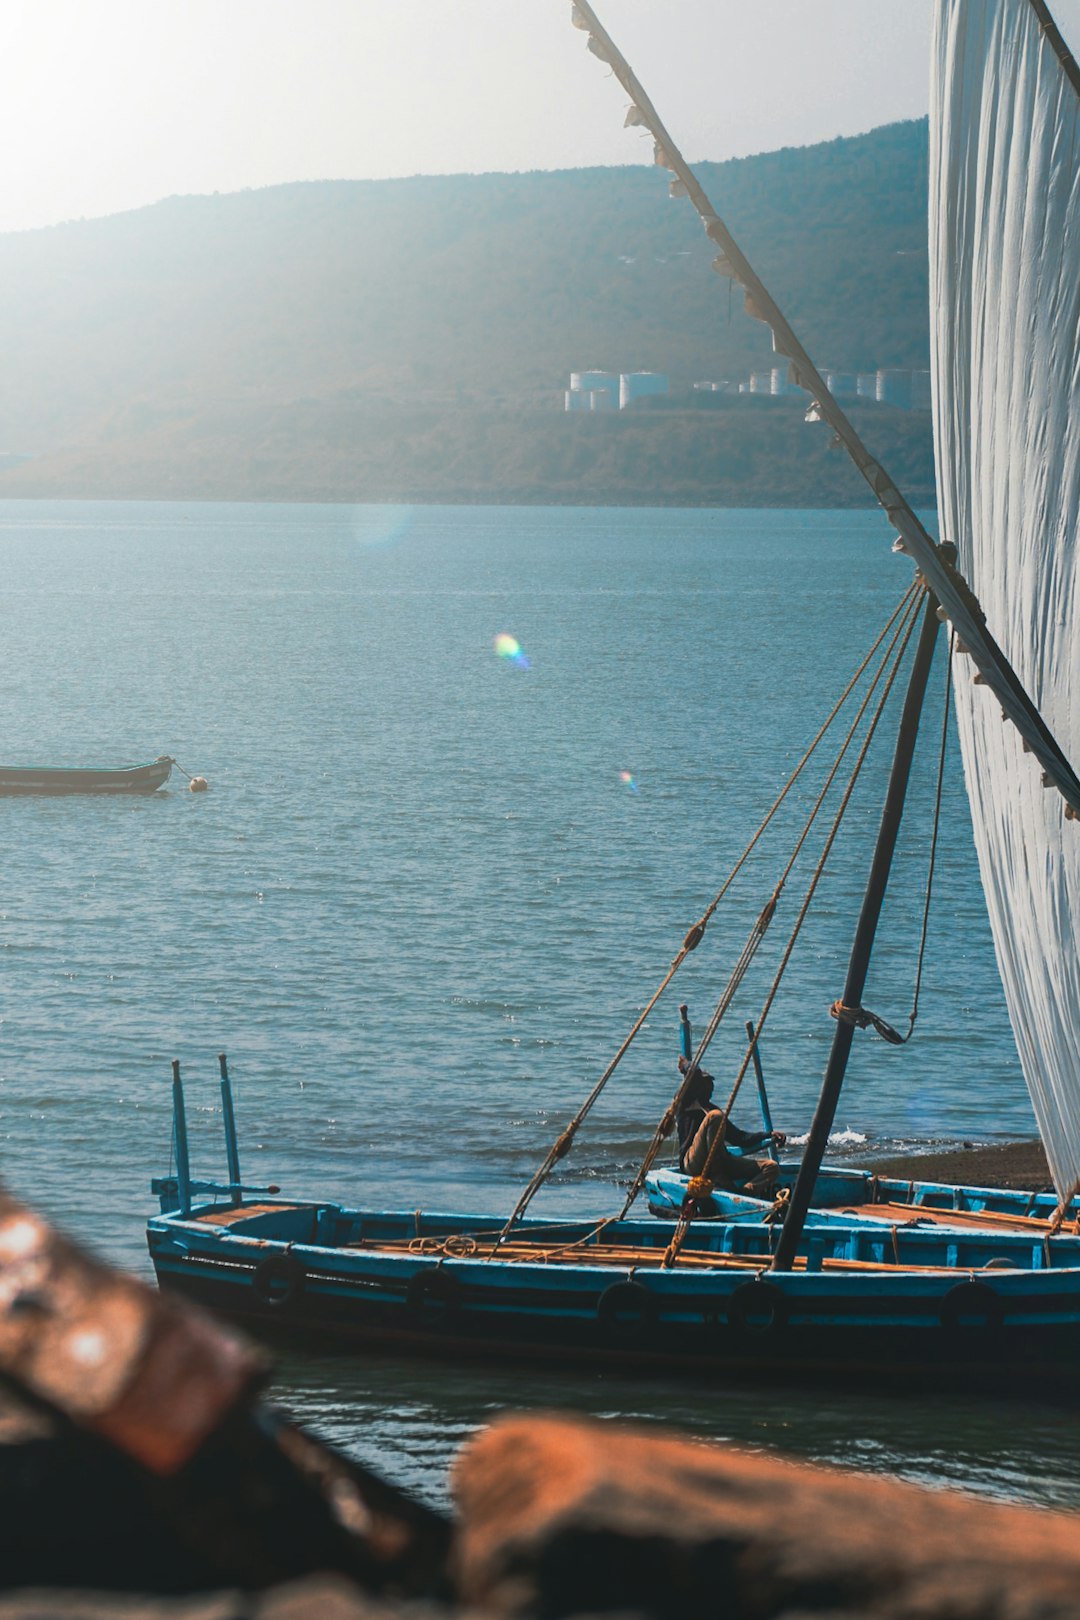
<box><xmin>494</xmin><ymin>633</ymin><xmax>530</xmax><ymax>669</ymax></box>
<box><xmin>619</xmin><ymin>771</ymin><xmax>639</xmax><ymax>793</ymax></box>
<box><xmin>350</xmin><ymin>504</ymin><xmax>415</xmax><ymax>549</ymax></box>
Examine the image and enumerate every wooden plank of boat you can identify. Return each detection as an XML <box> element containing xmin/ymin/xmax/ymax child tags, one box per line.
<box><xmin>348</xmin><ymin>1236</ymin><xmax>961</xmax><ymax>1275</ymax></box>
<box><xmin>193</xmin><ymin>1202</ymin><xmax>294</xmax><ymax>1225</ymax></box>
<box><xmin>0</xmin><ymin>756</ymin><xmax>174</xmax><ymax>795</ymax></box>
<box><xmin>833</xmin><ymin>1201</ymin><xmax>1074</xmax><ymax>1234</ymax></box>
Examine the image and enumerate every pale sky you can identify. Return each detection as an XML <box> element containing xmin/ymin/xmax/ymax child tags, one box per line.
<box><xmin>2</xmin><ymin>1</ymin><xmax>1079</xmax><ymax>236</ymax></box>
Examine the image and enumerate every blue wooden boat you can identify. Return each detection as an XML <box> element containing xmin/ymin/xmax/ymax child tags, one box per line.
<box><xmin>146</xmin><ymin>1058</ymin><xmax>1080</xmax><ymax>1395</ymax></box>
<box><xmin>0</xmin><ymin>756</ymin><xmax>174</xmax><ymax>795</ymax></box>
<box><xmin>146</xmin><ymin>1194</ymin><xmax>1080</xmax><ymax>1393</ymax></box>
<box><xmin>644</xmin><ymin>1166</ymin><xmax>1076</xmax><ymax>1234</ymax></box>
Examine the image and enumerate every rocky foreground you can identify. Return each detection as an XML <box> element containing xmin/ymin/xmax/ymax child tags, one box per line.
<box><xmin>1</xmin><ymin>1184</ymin><xmax>1077</xmax><ymax>1619</ymax></box>
<box><xmin>6</xmin><ymin>1392</ymin><xmax>1080</xmax><ymax>1620</ymax></box>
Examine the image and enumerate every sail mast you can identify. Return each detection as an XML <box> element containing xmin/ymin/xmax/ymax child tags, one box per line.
<box><xmin>1028</xmin><ymin>0</ymin><xmax>1080</xmax><ymax>94</ymax></box>
<box><xmin>569</xmin><ymin>0</ymin><xmax>1080</xmax><ymax>820</ymax></box>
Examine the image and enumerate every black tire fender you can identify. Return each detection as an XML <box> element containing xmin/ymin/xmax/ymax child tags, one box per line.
<box><xmin>597</xmin><ymin>1280</ymin><xmax>659</xmax><ymax>1333</ymax></box>
<box><xmin>406</xmin><ymin>1265</ymin><xmax>463</xmax><ymax>1317</ymax></box>
<box><xmin>726</xmin><ymin>1279</ymin><xmax>789</xmax><ymax>1335</ymax></box>
<box><xmin>940</xmin><ymin>1280</ymin><xmax>1004</xmax><ymax>1332</ymax></box>
<box><xmin>252</xmin><ymin>1249</ymin><xmax>305</xmax><ymax>1309</ymax></box>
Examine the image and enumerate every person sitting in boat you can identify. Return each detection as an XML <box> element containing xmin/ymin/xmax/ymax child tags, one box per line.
<box><xmin>675</xmin><ymin>1056</ymin><xmax>786</xmax><ymax>1195</ymax></box>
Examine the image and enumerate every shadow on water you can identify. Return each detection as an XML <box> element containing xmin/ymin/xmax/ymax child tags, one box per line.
<box><xmin>267</xmin><ymin>1347</ymin><xmax>1080</xmax><ymax>1514</ymax></box>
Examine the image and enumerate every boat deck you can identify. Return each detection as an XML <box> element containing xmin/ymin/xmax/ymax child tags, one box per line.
<box><xmin>832</xmin><ymin>1201</ymin><xmax>1073</xmax><ymax>1233</ymax></box>
<box><xmin>192</xmin><ymin>1203</ymin><xmax>291</xmax><ymax>1225</ymax></box>
<box><xmin>346</xmin><ymin>1235</ymin><xmax>962</xmax><ymax>1274</ymax></box>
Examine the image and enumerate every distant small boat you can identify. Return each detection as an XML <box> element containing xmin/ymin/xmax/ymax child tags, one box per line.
<box><xmin>0</xmin><ymin>756</ymin><xmax>174</xmax><ymax>796</ymax></box>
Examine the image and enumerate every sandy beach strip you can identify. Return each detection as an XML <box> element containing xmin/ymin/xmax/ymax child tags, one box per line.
<box><xmin>867</xmin><ymin>1139</ymin><xmax>1052</xmax><ymax>1192</ymax></box>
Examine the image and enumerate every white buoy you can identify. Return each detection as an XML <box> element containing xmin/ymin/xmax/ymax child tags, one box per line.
<box><xmin>189</xmin><ymin>776</ymin><xmax>209</xmax><ymax>793</ymax></box>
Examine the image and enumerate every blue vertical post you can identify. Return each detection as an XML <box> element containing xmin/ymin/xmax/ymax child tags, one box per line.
<box><xmin>678</xmin><ymin>1004</ymin><xmax>693</xmax><ymax>1063</ymax></box>
<box><xmin>745</xmin><ymin>1018</ymin><xmax>774</xmax><ymax>1137</ymax></box>
<box><xmin>219</xmin><ymin>1052</ymin><xmax>242</xmax><ymax>1205</ymax></box>
<box><xmin>171</xmin><ymin>1058</ymin><xmax>192</xmax><ymax>1217</ymax></box>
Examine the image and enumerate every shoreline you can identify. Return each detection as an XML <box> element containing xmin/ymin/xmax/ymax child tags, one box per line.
<box><xmin>0</xmin><ymin>486</ymin><xmax>935</xmax><ymax>510</ymax></box>
<box><xmin>866</xmin><ymin>1138</ymin><xmax>1051</xmax><ymax>1192</ymax></box>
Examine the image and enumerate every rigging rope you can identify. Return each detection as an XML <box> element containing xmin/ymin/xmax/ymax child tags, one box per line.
<box><xmin>495</xmin><ymin>580</ymin><xmax>922</xmax><ymax>1249</ymax></box>
<box><xmin>620</xmin><ymin>584</ymin><xmax>925</xmax><ymax>1219</ymax></box>
<box><xmin>661</xmin><ymin>593</ymin><xmax>925</xmax><ymax>1267</ymax></box>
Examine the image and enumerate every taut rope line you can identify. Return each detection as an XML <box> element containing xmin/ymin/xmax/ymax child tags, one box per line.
<box><xmin>662</xmin><ymin>593</ymin><xmax>926</xmax><ymax>1266</ymax></box>
<box><xmin>831</xmin><ymin>628</ymin><xmax>954</xmax><ymax>1046</ymax></box>
<box><xmin>621</xmin><ymin>584</ymin><xmax>925</xmax><ymax>1219</ymax></box>
<box><xmin>495</xmin><ymin>581</ymin><xmax>921</xmax><ymax>1248</ymax></box>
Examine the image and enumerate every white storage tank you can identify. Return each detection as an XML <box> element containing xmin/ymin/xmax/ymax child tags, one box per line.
<box><xmin>856</xmin><ymin>373</ymin><xmax>878</xmax><ymax>399</ymax></box>
<box><xmin>570</xmin><ymin>370</ymin><xmax>619</xmax><ymax>408</ymax></box>
<box><xmin>619</xmin><ymin>371</ymin><xmax>669</xmax><ymax>409</ymax></box>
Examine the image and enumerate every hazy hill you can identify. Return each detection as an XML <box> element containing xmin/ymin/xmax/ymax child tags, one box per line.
<box><xmin>0</xmin><ymin>119</ymin><xmax>933</xmax><ymax>504</ymax></box>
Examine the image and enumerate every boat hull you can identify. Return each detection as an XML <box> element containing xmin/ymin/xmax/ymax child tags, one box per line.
<box><xmin>146</xmin><ymin>1198</ymin><xmax>1080</xmax><ymax>1394</ymax></box>
<box><xmin>0</xmin><ymin>757</ymin><xmax>174</xmax><ymax>795</ymax></box>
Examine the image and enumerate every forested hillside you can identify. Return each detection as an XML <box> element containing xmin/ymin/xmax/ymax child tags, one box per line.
<box><xmin>0</xmin><ymin>119</ymin><xmax>933</xmax><ymax>504</ymax></box>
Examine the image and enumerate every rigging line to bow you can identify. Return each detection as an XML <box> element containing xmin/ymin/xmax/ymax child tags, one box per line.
<box><xmin>495</xmin><ymin>579</ymin><xmax>921</xmax><ymax>1249</ymax></box>
<box><xmin>661</xmin><ymin>594</ymin><xmax>927</xmax><ymax>1267</ymax></box>
<box><xmin>569</xmin><ymin>0</ymin><xmax>1080</xmax><ymax>820</ymax></box>
<box><xmin>830</xmin><ymin>625</ymin><xmax>955</xmax><ymax>1047</ymax></box>
<box><xmin>619</xmin><ymin>586</ymin><xmax>926</xmax><ymax>1220</ymax></box>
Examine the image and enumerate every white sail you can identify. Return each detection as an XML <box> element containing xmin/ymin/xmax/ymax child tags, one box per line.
<box><xmin>930</xmin><ymin>0</ymin><xmax>1080</xmax><ymax>1200</ymax></box>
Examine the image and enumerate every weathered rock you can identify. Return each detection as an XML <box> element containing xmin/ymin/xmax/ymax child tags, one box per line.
<box><xmin>256</xmin><ymin>1578</ymin><xmax>461</xmax><ymax>1620</ymax></box>
<box><xmin>0</xmin><ymin>1580</ymin><xmax>455</xmax><ymax>1620</ymax></box>
<box><xmin>0</xmin><ymin>1193</ymin><xmax>451</xmax><ymax>1598</ymax></box>
<box><xmin>451</xmin><ymin>1412</ymin><xmax>1080</xmax><ymax>1618</ymax></box>
<box><xmin>0</xmin><ymin>1194</ymin><xmax>264</xmax><ymax>1476</ymax></box>
<box><xmin>0</xmin><ymin>1595</ymin><xmax>245</xmax><ymax>1619</ymax></box>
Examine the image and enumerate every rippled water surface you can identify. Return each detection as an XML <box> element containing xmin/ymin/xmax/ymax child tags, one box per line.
<box><xmin>0</xmin><ymin>499</ymin><xmax>1073</xmax><ymax>1510</ymax></box>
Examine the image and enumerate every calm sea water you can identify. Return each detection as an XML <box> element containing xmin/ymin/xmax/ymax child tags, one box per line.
<box><xmin>0</xmin><ymin>499</ymin><xmax>1072</xmax><ymax>1510</ymax></box>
